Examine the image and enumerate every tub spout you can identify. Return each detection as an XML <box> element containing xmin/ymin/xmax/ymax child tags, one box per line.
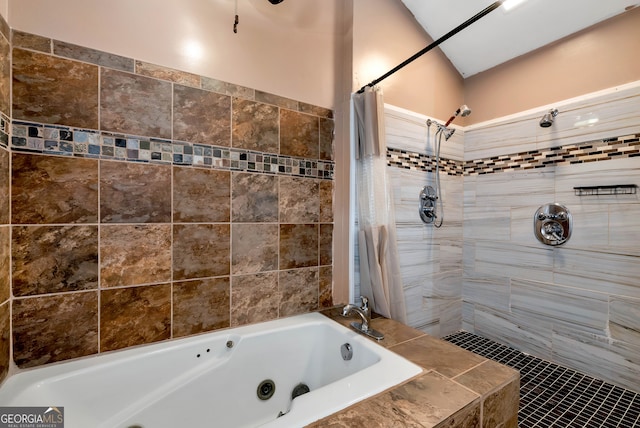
<box><xmin>342</xmin><ymin>296</ymin><xmax>384</xmax><ymax>340</ymax></box>
<box><xmin>342</xmin><ymin>304</ymin><xmax>370</xmax><ymax>331</ymax></box>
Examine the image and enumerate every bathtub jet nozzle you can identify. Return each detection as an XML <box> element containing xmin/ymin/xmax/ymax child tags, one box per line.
<box><xmin>257</xmin><ymin>379</ymin><xmax>276</xmax><ymax>400</ymax></box>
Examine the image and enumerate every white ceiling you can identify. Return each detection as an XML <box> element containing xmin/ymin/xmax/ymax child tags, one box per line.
<box><xmin>400</xmin><ymin>0</ymin><xmax>637</xmax><ymax>77</ymax></box>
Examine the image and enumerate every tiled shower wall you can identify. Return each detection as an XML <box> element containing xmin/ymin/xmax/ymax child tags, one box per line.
<box><xmin>384</xmin><ymin>106</ymin><xmax>465</xmax><ymax>336</ymax></box>
<box><xmin>385</xmin><ymin>83</ymin><xmax>640</xmax><ymax>391</ymax></box>
<box><xmin>382</xmin><ymin>84</ymin><xmax>640</xmax><ymax>392</ymax></box>
<box><xmin>0</xmin><ymin>24</ymin><xmax>335</xmax><ymax>383</ymax></box>
<box><xmin>463</xmin><ymin>84</ymin><xmax>640</xmax><ymax>392</ymax></box>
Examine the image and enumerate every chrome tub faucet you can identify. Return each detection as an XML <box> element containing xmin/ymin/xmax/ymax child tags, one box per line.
<box><xmin>342</xmin><ymin>296</ymin><xmax>384</xmax><ymax>340</ymax></box>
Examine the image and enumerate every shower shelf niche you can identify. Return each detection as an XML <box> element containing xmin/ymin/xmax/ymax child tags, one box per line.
<box><xmin>573</xmin><ymin>185</ymin><xmax>637</xmax><ymax>196</ymax></box>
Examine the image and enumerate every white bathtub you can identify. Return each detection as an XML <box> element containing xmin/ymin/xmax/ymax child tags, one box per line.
<box><xmin>0</xmin><ymin>312</ymin><xmax>422</xmax><ymax>428</ymax></box>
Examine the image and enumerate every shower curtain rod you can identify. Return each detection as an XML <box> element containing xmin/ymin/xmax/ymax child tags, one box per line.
<box><xmin>356</xmin><ymin>0</ymin><xmax>503</xmax><ymax>94</ymax></box>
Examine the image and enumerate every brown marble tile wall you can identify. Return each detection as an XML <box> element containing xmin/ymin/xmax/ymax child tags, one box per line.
<box><xmin>0</xmin><ymin>15</ymin><xmax>8</xmax><ymax>47</ymax></box>
<box><xmin>12</xmin><ymin>292</ymin><xmax>99</xmax><ymax>368</ymax></box>
<box><xmin>11</xmin><ymin>153</ymin><xmax>99</xmax><ymax>224</ymax></box>
<box><xmin>0</xmin><ymin>227</ymin><xmax>8</xmax><ymax>304</ymax></box>
<box><xmin>319</xmin><ymin>266</ymin><xmax>333</xmax><ymax>309</ymax></box>
<box><xmin>173</xmin><ymin>278</ymin><xmax>230</xmax><ymax>337</ymax></box>
<box><xmin>100</xmin><ymin>284</ymin><xmax>171</xmax><ymax>352</ymax></box>
<box><xmin>279</xmin><ymin>267</ymin><xmax>319</xmax><ymax>317</ymax></box>
<box><xmin>232</xmin><ymin>224</ymin><xmax>279</xmax><ymax>275</ymax></box>
<box><xmin>173</xmin><ymin>224</ymin><xmax>230</xmax><ymax>280</ymax></box>
<box><xmin>100</xmin><ymin>160</ymin><xmax>171</xmax><ymax>223</ymax></box>
<box><xmin>12</xmin><ymin>31</ymin><xmax>51</xmax><ymax>53</ymax></box>
<box><xmin>232</xmin><ymin>98</ymin><xmax>279</xmax><ymax>152</ymax></box>
<box><xmin>0</xmin><ymin>138</ymin><xmax>7</xmax><ymax>382</ymax></box>
<box><xmin>0</xmin><ymin>149</ymin><xmax>8</xmax><ymax>225</ymax></box>
<box><xmin>319</xmin><ymin>118</ymin><xmax>335</xmax><ymax>161</ymax></box>
<box><xmin>136</xmin><ymin>61</ymin><xmax>200</xmax><ymax>87</ymax></box>
<box><xmin>280</xmin><ymin>109</ymin><xmax>319</xmax><ymax>158</ymax></box>
<box><xmin>320</xmin><ymin>224</ymin><xmax>334</xmax><ymax>266</ymax></box>
<box><xmin>280</xmin><ymin>224</ymin><xmax>319</xmax><ymax>269</ymax></box>
<box><xmin>0</xmin><ymin>32</ymin><xmax>9</xmax><ymax>117</ymax></box>
<box><xmin>0</xmin><ymin>302</ymin><xmax>8</xmax><ymax>381</ymax></box>
<box><xmin>100</xmin><ymin>224</ymin><xmax>171</xmax><ymax>287</ymax></box>
<box><xmin>5</xmin><ymin>32</ymin><xmax>334</xmax><ymax>374</ymax></box>
<box><xmin>100</xmin><ymin>68</ymin><xmax>172</xmax><ymax>139</ymax></box>
<box><xmin>231</xmin><ymin>272</ymin><xmax>279</xmax><ymax>326</ymax></box>
<box><xmin>173</xmin><ymin>167</ymin><xmax>230</xmax><ymax>222</ymax></box>
<box><xmin>279</xmin><ymin>176</ymin><xmax>319</xmax><ymax>222</ymax></box>
<box><xmin>54</xmin><ymin>40</ymin><xmax>134</xmax><ymax>72</ymax></box>
<box><xmin>173</xmin><ymin>85</ymin><xmax>230</xmax><ymax>146</ymax></box>
<box><xmin>12</xmin><ymin>225</ymin><xmax>99</xmax><ymax>296</ymax></box>
<box><xmin>319</xmin><ymin>179</ymin><xmax>334</xmax><ymax>223</ymax></box>
<box><xmin>231</xmin><ymin>173</ymin><xmax>278</xmax><ymax>222</ymax></box>
<box><xmin>13</xmin><ymin>49</ymin><xmax>99</xmax><ymax>128</ymax></box>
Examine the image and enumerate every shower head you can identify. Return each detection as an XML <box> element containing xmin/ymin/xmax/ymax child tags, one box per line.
<box><xmin>444</xmin><ymin>104</ymin><xmax>471</xmax><ymax>127</ymax></box>
<box><xmin>540</xmin><ymin>108</ymin><xmax>558</xmax><ymax>128</ymax></box>
<box><xmin>458</xmin><ymin>105</ymin><xmax>472</xmax><ymax>117</ymax></box>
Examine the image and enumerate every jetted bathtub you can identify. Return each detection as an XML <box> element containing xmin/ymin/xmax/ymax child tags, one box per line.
<box><xmin>0</xmin><ymin>312</ymin><xmax>422</xmax><ymax>427</ymax></box>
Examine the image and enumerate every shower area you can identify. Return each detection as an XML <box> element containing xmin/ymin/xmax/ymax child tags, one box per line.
<box><xmin>353</xmin><ymin>82</ymin><xmax>640</xmax><ymax>398</ymax></box>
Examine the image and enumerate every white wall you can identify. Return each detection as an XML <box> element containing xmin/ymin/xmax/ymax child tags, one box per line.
<box><xmin>8</xmin><ymin>0</ymin><xmax>341</xmax><ymax>109</ymax></box>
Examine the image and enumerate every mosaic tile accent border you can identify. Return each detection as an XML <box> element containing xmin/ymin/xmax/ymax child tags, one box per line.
<box><xmin>11</xmin><ymin>120</ymin><xmax>334</xmax><ymax>179</ymax></box>
<box><xmin>387</xmin><ymin>147</ymin><xmax>463</xmax><ymax>176</ymax></box>
<box><xmin>387</xmin><ymin>133</ymin><xmax>640</xmax><ymax>177</ymax></box>
<box><xmin>464</xmin><ymin>134</ymin><xmax>640</xmax><ymax>175</ymax></box>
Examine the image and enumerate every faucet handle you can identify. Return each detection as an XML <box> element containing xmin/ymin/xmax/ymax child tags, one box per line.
<box><xmin>360</xmin><ymin>296</ymin><xmax>369</xmax><ymax>309</ymax></box>
<box><xmin>360</xmin><ymin>296</ymin><xmax>370</xmax><ymax>318</ymax></box>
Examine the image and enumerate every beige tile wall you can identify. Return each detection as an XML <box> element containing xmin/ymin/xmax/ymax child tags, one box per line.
<box><xmin>0</xmin><ymin>25</ymin><xmax>334</xmax><ymax>379</ymax></box>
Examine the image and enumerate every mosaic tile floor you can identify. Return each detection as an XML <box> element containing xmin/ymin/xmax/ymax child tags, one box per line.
<box><xmin>443</xmin><ymin>332</ymin><xmax>640</xmax><ymax>428</ymax></box>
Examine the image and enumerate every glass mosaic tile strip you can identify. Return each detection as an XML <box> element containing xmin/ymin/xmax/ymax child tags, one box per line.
<box><xmin>387</xmin><ymin>147</ymin><xmax>464</xmax><ymax>176</ymax></box>
<box><xmin>387</xmin><ymin>133</ymin><xmax>640</xmax><ymax>177</ymax></box>
<box><xmin>443</xmin><ymin>331</ymin><xmax>640</xmax><ymax>428</ymax></box>
<box><xmin>10</xmin><ymin>120</ymin><xmax>334</xmax><ymax>180</ymax></box>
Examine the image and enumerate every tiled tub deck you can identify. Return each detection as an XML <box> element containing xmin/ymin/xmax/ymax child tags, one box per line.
<box><xmin>316</xmin><ymin>309</ymin><xmax>520</xmax><ymax>427</ymax></box>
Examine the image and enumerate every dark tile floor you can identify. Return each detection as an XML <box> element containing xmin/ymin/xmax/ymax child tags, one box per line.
<box><xmin>443</xmin><ymin>331</ymin><xmax>640</xmax><ymax>428</ymax></box>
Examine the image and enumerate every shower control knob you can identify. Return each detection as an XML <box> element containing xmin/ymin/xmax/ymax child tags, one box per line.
<box><xmin>534</xmin><ymin>203</ymin><xmax>572</xmax><ymax>246</ymax></box>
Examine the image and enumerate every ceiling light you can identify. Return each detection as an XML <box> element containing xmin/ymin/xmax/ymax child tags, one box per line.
<box><xmin>502</xmin><ymin>0</ymin><xmax>528</xmax><ymax>11</ymax></box>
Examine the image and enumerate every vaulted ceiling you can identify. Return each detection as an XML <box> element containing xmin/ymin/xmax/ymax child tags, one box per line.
<box><xmin>400</xmin><ymin>0</ymin><xmax>637</xmax><ymax>77</ymax></box>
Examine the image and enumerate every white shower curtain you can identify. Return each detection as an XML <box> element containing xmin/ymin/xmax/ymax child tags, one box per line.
<box><xmin>352</xmin><ymin>87</ymin><xmax>407</xmax><ymax>324</ymax></box>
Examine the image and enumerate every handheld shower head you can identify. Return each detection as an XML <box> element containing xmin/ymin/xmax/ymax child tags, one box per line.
<box><xmin>445</xmin><ymin>104</ymin><xmax>471</xmax><ymax>127</ymax></box>
<box><xmin>540</xmin><ymin>108</ymin><xmax>558</xmax><ymax>128</ymax></box>
<box><xmin>458</xmin><ymin>105</ymin><xmax>472</xmax><ymax>117</ymax></box>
